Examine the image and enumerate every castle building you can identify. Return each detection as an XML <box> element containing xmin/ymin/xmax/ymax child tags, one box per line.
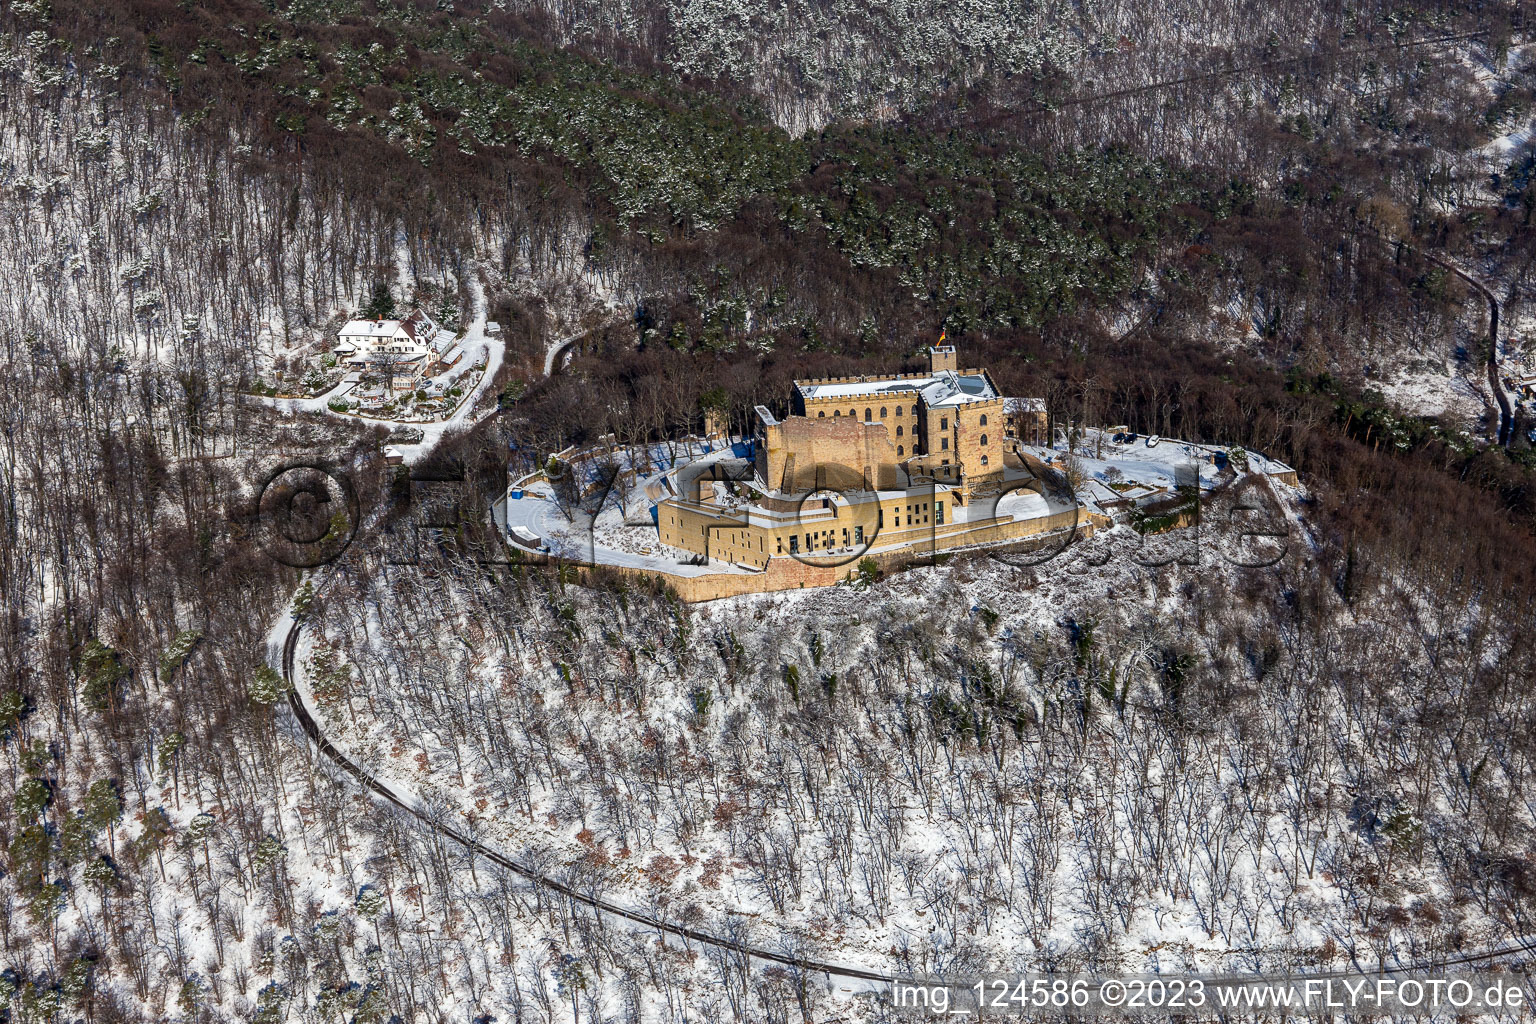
<box><xmin>655</xmin><ymin>347</ymin><xmax>1079</xmax><ymax>568</ymax></box>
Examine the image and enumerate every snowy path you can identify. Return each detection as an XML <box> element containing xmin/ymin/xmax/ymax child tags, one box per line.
<box><xmin>386</xmin><ymin>266</ymin><xmax>502</xmax><ymax>463</ymax></box>
<box><xmin>1434</xmin><ymin>258</ymin><xmax>1512</xmax><ymax>447</ymax></box>
<box><xmin>1407</xmin><ymin>246</ymin><xmax>1513</xmax><ymax>446</ymax></box>
<box><xmin>251</xmin><ymin>376</ymin><xmax>356</xmax><ymax>415</ymax></box>
<box><xmin>542</xmin><ymin>330</ymin><xmax>574</xmax><ymax>377</ymax></box>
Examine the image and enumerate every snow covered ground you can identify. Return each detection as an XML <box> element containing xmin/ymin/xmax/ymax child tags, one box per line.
<box><xmin>1029</xmin><ymin>430</ymin><xmax>1292</xmax><ymax>493</ymax></box>
<box><xmin>1479</xmin><ymin>44</ymin><xmax>1536</xmax><ymax>164</ymax></box>
<box><xmin>504</xmin><ymin>439</ymin><xmax>760</xmax><ymax>575</ymax></box>
<box><xmin>298</xmin><ymin>463</ymin><xmax>1525</xmax><ymax>1008</ymax></box>
<box><xmin>1373</xmin><ymin>359</ymin><xmax>1489</xmax><ymax>421</ymax></box>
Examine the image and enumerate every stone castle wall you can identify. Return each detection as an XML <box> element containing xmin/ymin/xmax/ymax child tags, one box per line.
<box><xmin>760</xmin><ymin>415</ymin><xmax>900</xmax><ymax>492</ymax></box>
<box><xmin>561</xmin><ymin>511</ymin><xmax>1102</xmax><ymax>602</ymax></box>
<box><xmin>648</xmin><ymin>501</ymin><xmax>1106</xmax><ymax>599</ymax></box>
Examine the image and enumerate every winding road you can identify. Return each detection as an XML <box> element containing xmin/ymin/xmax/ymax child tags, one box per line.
<box><xmin>273</xmin><ymin>599</ymin><xmax>1536</xmax><ymax>988</ymax></box>
<box><xmin>542</xmin><ymin>313</ymin><xmax>629</xmax><ymax>378</ymax></box>
<box><xmin>275</xmin><ymin>607</ymin><xmax>894</xmax><ymax>987</ymax></box>
<box><xmin>1371</xmin><ymin>236</ymin><xmax>1514</xmax><ymax>446</ymax></box>
<box><xmin>1418</xmin><ymin>251</ymin><xmax>1514</xmax><ymax>447</ymax></box>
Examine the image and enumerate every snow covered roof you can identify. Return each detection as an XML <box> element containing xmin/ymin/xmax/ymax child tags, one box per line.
<box><xmin>338</xmin><ymin>308</ymin><xmax>441</xmax><ymax>342</ymax></box>
<box><xmin>402</xmin><ymin>308</ymin><xmax>439</xmax><ymax>334</ymax></box>
<box><xmin>796</xmin><ymin>369</ymin><xmax>998</xmax><ymax>406</ymax></box>
<box><xmin>339</xmin><ymin>319</ymin><xmax>411</xmax><ymax>339</ymax></box>
<box><xmin>917</xmin><ymin>372</ymin><xmax>997</xmax><ymax>408</ymax></box>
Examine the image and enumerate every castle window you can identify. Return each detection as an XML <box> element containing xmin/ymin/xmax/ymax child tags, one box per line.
<box><xmin>818</xmin><ymin>411</ymin><xmax>825</xmax><ymax>418</ymax></box>
<box><xmin>896</xmin><ymin>425</ymin><xmax>903</xmax><ymax>436</ymax></box>
<box><xmin>980</xmin><ymin>455</ymin><xmax>989</xmax><ymax>466</ymax></box>
<box><xmin>935</xmin><ymin>504</ymin><xmax>944</xmax><ymax>525</ymax></box>
<box><xmin>980</xmin><ymin>434</ymin><xmax>988</xmax><ymax>446</ymax></box>
<box><xmin>897</xmin><ymin>445</ymin><xmax>904</xmax><ymax>456</ymax></box>
<box><xmin>864</xmin><ymin>408</ymin><xmax>872</xmax><ymax>421</ymax></box>
<box><xmin>895</xmin><ymin>406</ymin><xmax>903</xmax><ymax>416</ymax></box>
<box><xmin>834</xmin><ymin>410</ymin><xmax>840</xmax><ymax>417</ymax></box>
<box><xmin>979</xmin><ymin>414</ymin><xmax>988</xmax><ymax>426</ymax></box>
<box><xmin>849</xmin><ymin>408</ymin><xmax>856</xmax><ymax>417</ymax></box>
<box><xmin>941</xmin><ymin>437</ymin><xmax>949</xmax><ymax>451</ymax></box>
<box><xmin>880</xmin><ymin>407</ymin><xmax>887</xmax><ymax>417</ymax></box>
<box><xmin>941</xmin><ymin>417</ymin><xmax>949</xmax><ymax>430</ymax></box>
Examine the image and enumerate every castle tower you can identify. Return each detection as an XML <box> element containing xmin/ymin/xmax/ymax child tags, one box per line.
<box><xmin>929</xmin><ymin>344</ymin><xmax>957</xmax><ymax>373</ymax></box>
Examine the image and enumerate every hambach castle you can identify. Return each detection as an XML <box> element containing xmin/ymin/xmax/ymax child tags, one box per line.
<box><xmin>656</xmin><ymin>346</ymin><xmax>1097</xmax><ymax>568</ymax></box>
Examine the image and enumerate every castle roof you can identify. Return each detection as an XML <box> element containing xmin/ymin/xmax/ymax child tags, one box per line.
<box><xmin>795</xmin><ymin>369</ymin><xmax>998</xmax><ymax>407</ymax></box>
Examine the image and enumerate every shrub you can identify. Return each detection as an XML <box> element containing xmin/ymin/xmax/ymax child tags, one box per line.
<box><xmin>854</xmin><ymin>556</ymin><xmax>880</xmax><ymax>589</ymax></box>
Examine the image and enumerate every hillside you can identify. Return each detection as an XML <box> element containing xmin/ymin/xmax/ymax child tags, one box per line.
<box><xmin>5</xmin><ymin>0</ymin><xmax>1536</xmax><ymax>1019</ymax></box>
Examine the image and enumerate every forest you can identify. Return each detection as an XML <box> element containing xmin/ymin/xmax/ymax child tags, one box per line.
<box><xmin>5</xmin><ymin>0</ymin><xmax>1536</xmax><ymax>1018</ymax></box>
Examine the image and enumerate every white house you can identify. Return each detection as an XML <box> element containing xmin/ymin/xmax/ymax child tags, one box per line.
<box><xmin>334</xmin><ymin>309</ymin><xmax>457</xmax><ymax>389</ymax></box>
